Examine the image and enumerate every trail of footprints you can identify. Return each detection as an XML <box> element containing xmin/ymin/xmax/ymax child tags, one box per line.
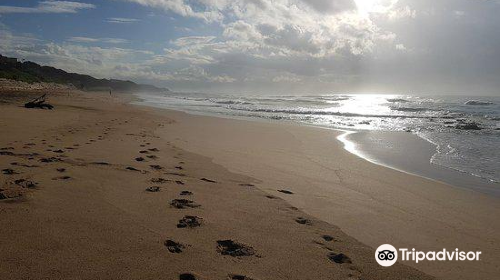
<box><xmin>1</xmin><ymin>118</ymin><xmax>357</xmax><ymax>280</ymax></box>
<box><xmin>0</xmin><ymin>117</ymin><xmax>130</xmax><ymax>200</ymax></box>
<box><xmin>134</xmin><ymin>143</ymin><xmax>357</xmax><ymax>280</ymax></box>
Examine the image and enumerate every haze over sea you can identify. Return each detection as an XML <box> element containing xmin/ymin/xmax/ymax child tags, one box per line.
<box><xmin>137</xmin><ymin>93</ymin><xmax>500</xmax><ymax>190</ymax></box>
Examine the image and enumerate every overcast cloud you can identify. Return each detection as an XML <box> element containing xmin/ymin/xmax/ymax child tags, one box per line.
<box><xmin>0</xmin><ymin>0</ymin><xmax>499</xmax><ymax>95</ymax></box>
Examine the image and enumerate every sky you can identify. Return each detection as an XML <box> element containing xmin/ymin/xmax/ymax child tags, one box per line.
<box><xmin>1</xmin><ymin>0</ymin><xmax>500</xmax><ymax>95</ymax></box>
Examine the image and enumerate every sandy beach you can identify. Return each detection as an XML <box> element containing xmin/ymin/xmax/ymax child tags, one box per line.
<box><xmin>0</xmin><ymin>87</ymin><xmax>498</xmax><ymax>280</ymax></box>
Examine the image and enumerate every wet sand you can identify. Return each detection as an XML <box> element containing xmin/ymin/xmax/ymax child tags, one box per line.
<box><xmin>0</xmin><ymin>88</ymin><xmax>434</xmax><ymax>280</ymax></box>
<box><xmin>341</xmin><ymin>130</ymin><xmax>500</xmax><ymax>196</ymax></box>
<box><xmin>155</xmin><ymin>109</ymin><xmax>500</xmax><ymax>280</ymax></box>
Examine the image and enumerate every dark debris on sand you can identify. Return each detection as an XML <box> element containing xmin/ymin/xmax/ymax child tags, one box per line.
<box><xmin>216</xmin><ymin>240</ymin><xmax>255</xmax><ymax>257</ymax></box>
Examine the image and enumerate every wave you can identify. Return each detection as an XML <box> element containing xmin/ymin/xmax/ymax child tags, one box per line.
<box><xmin>234</xmin><ymin>107</ymin><xmax>436</xmax><ymax>119</ymax></box>
<box><xmin>390</xmin><ymin>107</ymin><xmax>430</xmax><ymax>112</ymax></box>
<box><xmin>465</xmin><ymin>100</ymin><xmax>493</xmax><ymax>106</ymax></box>
<box><xmin>212</xmin><ymin>100</ymin><xmax>253</xmax><ymax>105</ymax></box>
<box><xmin>387</xmin><ymin>98</ymin><xmax>410</xmax><ymax>103</ymax></box>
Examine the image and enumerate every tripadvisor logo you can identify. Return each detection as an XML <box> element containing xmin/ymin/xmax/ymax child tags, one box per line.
<box><xmin>375</xmin><ymin>244</ymin><xmax>481</xmax><ymax>267</ymax></box>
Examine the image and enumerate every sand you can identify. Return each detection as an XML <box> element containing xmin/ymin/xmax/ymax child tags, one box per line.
<box><xmin>151</xmin><ymin>108</ymin><xmax>500</xmax><ymax>280</ymax></box>
<box><xmin>0</xmin><ymin>86</ymin><xmax>495</xmax><ymax>279</ymax></box>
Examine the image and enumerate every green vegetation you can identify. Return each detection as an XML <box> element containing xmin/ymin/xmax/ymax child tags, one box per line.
<box><xmin>0</xmin><ymin>54</ymin><xmax>168</xmax><ymax>93</ymax></box>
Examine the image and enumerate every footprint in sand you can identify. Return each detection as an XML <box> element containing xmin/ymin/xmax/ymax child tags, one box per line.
<box><xmin>151</xmin><ymin>177</ymin><xmax>170</xmax><ymax>183</ymax></box>
<box><xmin>216</xmin><ymin>240</ymin><xmax>255</xmax><ymax>257</ymax></box>
<box><xmin>180</xmin><ymin>190</ymin><xmax>192</xmax><ymax>196</ymax></box>
<box><xmin>165</xmin><ymin>172</ymin><xmax>186</xmax><ymax>177</ymax></box>
<box><xmin>277</xmin><ymin>189</ymin><xmax>293</xmax><ymax>194</ymax></box>
<box><xmin>150</xmin><ymin>165</ymin><xmax>162</xmax><ymax>170</ymax></box>
<box><xmin>200</xmin><ymin>178</ymin><xmax>216</xmax><ymax>183</ymax></box>
<box><xmin>40</xmin><ymin>157</ymin><xmax>62</xmax><ymax>163</ymax></box>
<box><xmin>177</xmin><ymin>215</ymin><xmax>202</xmax><ymax>228</ymax></box>
<box><xmin>170</xmin><ymin>199</ymin><xmax>200</xmax><ymax>209</ymax></box>
<box><xmin>146</xmin><ymin>186</ymin><xmax>161</xmax><ymax>192</ymax></box>
<box><xmin>175</xmin><ymin>180</ymin><xmax>185</xmax><ymax>185</ymax></box>
<box><xmin>14</xmin><ymin>179</ymin><xmax>38</xmax><ymax>189</ymax></box>
<box><xmin>327</xmin><ymin>252</ymin><xmax>352</xmax><ymax>264</ymax></box>
<box><xmin>135</xmin><ymin>157</ymin><xmax>145</xmax><ymax>162</ymax></box>
<box><xmin>179</xmin><ymin>273</ymin><xmax>198</xmax><ymax>280</ymax></box>
<box><xmin>57</xmin><ymin>168</ymin><xmax>66</xmax><ymax>173</ymax></box>
<box><xmin>229</xmin><ymin>275</ymin><xmax>255</xmax><ymax>280</ymax></box>
<box><xmin>295</xmin><ymin>217</ymin><xmax>312</xmax><ymax>225</ymax></box>
<box><xmin>92</xmin><ymin>162</ymin><xmax>109</xmax><ymax>166</ymax></box>
<box><xmin>126</xmin><ymin>166</ymin><xmax>140</xmax><ymax>172</ymax></box>
<box><xmin>52</xmin><ymin>176</ymin><xmax>71</xmax><ymax>180</ymax></box>
<box><xmin>322</xmin><ymin>235</ymin><xmax>335</xmax><ymax>242</ymax></box>
<box><xmin>11</xmin><ymin>162</ymin><xmax>39</xmax><ymax>168</ymax></box>
<box><xmin>164</xmin><ymin>240</ymin><xmax>185</xmax><ymax>253</ymax></box>
<box><xmin>239</xmin><ymin>183</ymin><xmax>255</xmax><ymax>187</ymax></box>
<box><xmin>2</xmin><ymin>168</ymin><xmax>18</xmax><ymax>175</ymax></box>
<box><xmin>265</xmin><ymin>195</ymin><xmax>278</xmax><ymax>199</ymax></box>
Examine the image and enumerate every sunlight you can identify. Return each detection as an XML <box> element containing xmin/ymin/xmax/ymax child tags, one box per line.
<box><xmin>354</xmin><ymin>0</ymin><xmax>396</xmax><ymax>15</ymax></box>
<box><xmin>354</xmin><ymin>0</ymin><xmax>379</xmax><ymax>14</ymax></box>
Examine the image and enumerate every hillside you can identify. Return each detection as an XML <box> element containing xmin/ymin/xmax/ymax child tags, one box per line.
<box><xmin>0</xmin><ymin>54</ymin><xmax>168</xmax><ymax>93</ymax></box>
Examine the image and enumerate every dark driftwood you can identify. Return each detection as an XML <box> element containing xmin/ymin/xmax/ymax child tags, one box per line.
<box><xmin>24</xmin><ymin>94</ymin><xmax>53</xmax><ymax>109</ymax></box>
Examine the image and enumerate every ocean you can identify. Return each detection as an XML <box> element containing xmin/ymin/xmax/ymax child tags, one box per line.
<box><xmin>135</xmin><ymin>92</ymin><xmax>500</xmax><ymax>187</ymax></box>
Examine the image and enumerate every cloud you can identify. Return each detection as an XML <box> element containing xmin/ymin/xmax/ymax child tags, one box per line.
<box><xmin>5</xmin><ymin>0</ymin><xmax>500</xmax><ymax>94</ymax></box>
<box><xmin>67</xmin><ymin>37</ymin><xmax>129</xmax><ymax>44</ymax></box>
<box><xmin>0</xmin><ymin>1</ymin><xmax>95</xmax><ymax>14</ymax></box>
<box><xmin>300</xmin><ymin>0</ymin><xmax>356</xmax><ymax>14</ymax></box>
<box><xmin>106</xmin><ymin>17</ymin><xmax>140</xmax><ymax>23</ymax></box>
<box><xmin>171</xmin><ymin>36</ymin><xmax>216</xmax><ymax>47</ymax></box>
<box><xmin>119</xmin><ymin>0</ymin><xmax>223</xmax><ymax>22</ymax></box>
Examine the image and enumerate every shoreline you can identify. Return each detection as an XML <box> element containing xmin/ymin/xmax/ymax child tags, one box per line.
<box><xmin>144</xmin><ymin>104</ymin><xmax>500</xmax><ymax>280</ymax></box>
<box><xmin>1</xmin><ymin>88</ymin><xmax>499</xmax><ymax>280</ymax></box>
<box><xmin>0</xmin><ymin>89</ymin><xmax>436</xmax><ymax>280</ymax></box>
<box><xmin>337</xmin><ymin>130</ymin><xmax>500</xmax><ymax>196</ymax></box>
<box><xmin>133</xmin><ymin>95</ymin><xmax>500</xmax><ymax>197</ymax></box>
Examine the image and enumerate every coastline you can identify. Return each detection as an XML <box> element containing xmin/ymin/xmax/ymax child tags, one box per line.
<box><xmin>144</xmin><ymin>104</ymin><xmax>500</xmax><ymax>280</ymax></box>
<box><xmin>134</xmin><ymin>95</ymin><xmax>500</xmax><ymax>197</ymax></box>
<box><xmin>337</xmin><ymin>130</ymin><xmax>500</xmax><ymax>196</ymax></box>
<box><xmin>1</xmin><ymin>88</ymin><xmax>499</xmax><ymax>280</ymax></box>
<box><xmin>0</xmin><ymin>89</ymin><xmax>435</xmax><ymax>280</ymax></box>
